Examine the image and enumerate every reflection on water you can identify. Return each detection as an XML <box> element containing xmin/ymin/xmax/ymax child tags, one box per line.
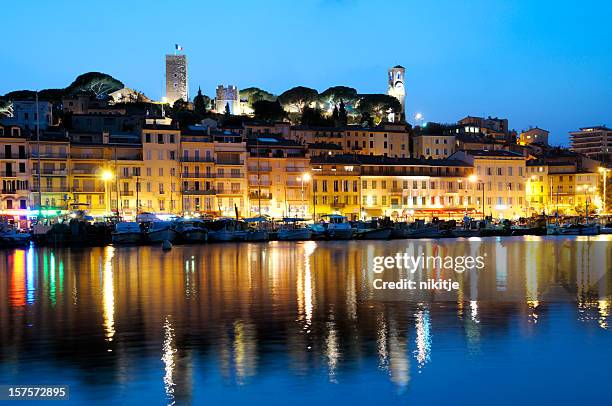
<box><xmin>0</xmin><ymin>237</ymin><xmax>611</xmax><ymax>405</ymax></box>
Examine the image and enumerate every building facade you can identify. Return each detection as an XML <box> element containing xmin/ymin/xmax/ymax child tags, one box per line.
<box><xmin>569</xmin><ymin>126</ymin><xmax>612</xmax><ymax>163</ymax></box>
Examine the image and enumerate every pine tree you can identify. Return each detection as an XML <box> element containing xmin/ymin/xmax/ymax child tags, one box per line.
<box><xmin>193</xmin><ymin>87</ymin><xmax>207</xmax><ymax>115</ymax></box>
<box><xmin>224</xmin><ymin>102</ymin><xmax>231</xmax><ymax>116</ymax></box>
<box><xmin>338</xmin><ymin>98</ymin><xmax>348</xmax><ymax>126</ymax></box>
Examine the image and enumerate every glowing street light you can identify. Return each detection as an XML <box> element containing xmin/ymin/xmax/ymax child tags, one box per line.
<box><xmin>101</xmin><ymin>170</ymin><xmax>113</xmax><ymax>215</ymax></box>
<box><xmin>469</xmin><ymin>175</ymin><xmax>485</xmax><ymax>219</ymax></box>
<box><xmin>599</xmin><ymin>167</ymin><xmax>610</xmax><ymax>214</ymax></box>
<box><xmin>298</xmin><ymin>173</ymin><xmax>311</xmax><ymax>217</ymax></box>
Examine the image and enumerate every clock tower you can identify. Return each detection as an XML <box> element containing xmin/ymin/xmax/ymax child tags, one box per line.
<box><xmin>387</xmin><ymin>65</ymin><xmax>405</xmax><ymax>121</ymax></box>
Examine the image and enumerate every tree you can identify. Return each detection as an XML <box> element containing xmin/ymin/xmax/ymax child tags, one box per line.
<box><xmin>360</xmin><ymin>112</ymin><xmax>374</xmax><ymax>127</ymax></box>
<box><xmin>240</xmin><ymin>87</ymin><xmax>276</xmax><ymax>105</ymax></box>
<box><xmin>252</xmin><ymin>100</ymin><xmax>287</xmax><ymax>122</ymax></box>
<box><xmin>357</xmin><ymin>94</ymin><xmax>402</xmax><ymax>123</ymax></box>
<box><xmin>301</xmin><ymin>107</ymin><xmax>332</xmax><ymax>127</ymax></box>
<box><xmin>278</xmin><ymin>86</ymin><xmax>318</xmax><ymax>113</ymax></box>
<box><xmin>224</xmin><ymin>102</ymin><xmax>231</xmax><ymax>116</ymax></box>
<box><xmin>193</xmin><ymin>87</ymin><xmax>209</xmax><ymax>115</ymax></box>
<box><xmin>319</xmin><ymin>86</ymin><xmax>357</xmax><ymax>105</ymax></box>
<box><xmin>64</xmin><ymin>72</ymin><xmax>124</xmax><ymax>99</ymax></box>
<box><xmin>338</xmin><ymin>99</ymin><xmax>348</xmax><ymax>127</ymax></box>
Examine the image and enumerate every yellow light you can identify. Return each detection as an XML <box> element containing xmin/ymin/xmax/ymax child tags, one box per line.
<box><xmin>101</xmin><ymin>170</ymin><xmax>113</xmax><ymax>181</ymax></box>
<box><xmin>302</xmin><ymin>173</ymin><xmax>311</xmax><ymax>182</ymax></box>
<box><xmin>468</xmin><ymin>175</ymin><xmax>478</xmax><ymax>183</ymax></box>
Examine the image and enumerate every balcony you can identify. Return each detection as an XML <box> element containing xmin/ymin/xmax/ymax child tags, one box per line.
<box><xmin>35</xmin><ymin>169</ymin><xmax>68</xmax><ymax>176</ymax></box>
<box><xmin>216</xmin><ymin>172</ymin><xmax>244</xmax><ymax>179</ymax></box>
<box><xmin>249</xmin><ymin>192</ymin><xmax>272</xmax><ymax>200</ymax></box>
<box><xmin>181</xmin><ymin>172</ymin><xmax>215</xmax><ymax>179</ymax></box>
<box><xmin>72</xmin><ymin>187</ymin><xmax>105</xmax><ymax>193</ymax></box>
<box><xmin>247</xmin><ymin>166</ymin><xmax>272</xmax><ymax>172</ymax></box>
<box><xmin>286</xmin><ymin>180</ymin><xmax>305</xmax><ymax>187</ymax></box>
<box><xmin>285</xmin><ymin>167</ymin><xmax>308</xmax><ymax>173</ymax></box>
<box><xmin>216</xmin><ymin>160</ymin><xmax>244</xmax><ymax>166</ymax></box>
<box><xmin>330</xmin><ymin>202</ymin><xmax>346</xmax><ymax>208</ymax></box>
<box><xmin>216</xmin><ymin>189</ymin><xmax>243</xmax><ymax>195</ymax></box>
<box><xmin>183</xmin><ymin>189</ymin><xmax>217</xmax><ymax>195</ymax></box>
<box><xmin>120</xmin><ymin>190</ymin><xmax>135</xmax><ymax>197</ymax></box>
<box><xmin>40</xmin><ymin>187</ymin><xmax>70</xmax><ymax>193</ymax></box>
<box><xmin>72</xmin><ymin>169</ymin><xmax>100</xmax><ymax>176</ymax></box>
<box><xmin>181</xmin><ymin>157</ymin><xmax>215</xmax><ymax>163</ymax></box>
<box><xmin>389</xmin><ymin>188</ymin><xmax>404</xmax><ymax>195</ymax></box>
<box><xmin>31</xmin><ymin>152</ymin><xmax>68</xmax><ymax>159</ymax></box>
<box><xmin>249</xmin><ymin>179</ymin><xmax>272</xmax><ymax>187</ymax></box>
<box><xmin>0</xmin><ymin>153</ymin><xmax>28</xmax><ymax>159</ymax></box>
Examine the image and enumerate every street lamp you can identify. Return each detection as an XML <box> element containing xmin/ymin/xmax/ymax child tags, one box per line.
<box><xmin>599</xmin><ymin>167</ymin><xmax>610</xmax><ymax>214</ymax></box>
<box><xmin>298</xmin><ymin>173</ymin><xmax>311</xmax><ymax>218</ymax></box>
<box><xmin>101</xmin><ymin>170</ymin><xmax>113</xmax><ymax>216</ymax></box>
<box><xmin>468</xmin><ymin>175</ymin><xmax>484</xmax><ymax>219</ymax></box>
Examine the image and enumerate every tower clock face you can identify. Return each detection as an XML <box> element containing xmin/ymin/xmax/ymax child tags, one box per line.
<box><xmin>395</xmin><ymin>81</ymin><xmax>404</xmax><ymax>91</ymax></box>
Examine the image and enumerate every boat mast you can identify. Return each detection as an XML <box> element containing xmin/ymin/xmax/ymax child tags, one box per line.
<box><xmin>36</xmin><ymin>91</ymin><xmax>42</xmax><ymax>218</ymax></box>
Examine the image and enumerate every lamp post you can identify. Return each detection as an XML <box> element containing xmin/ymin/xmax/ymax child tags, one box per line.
<box><xmin>599</xmin><ymin>167</ymin><xmax>610</xmax><ymax>214</ymax></box>
<box><xmin>468</xmin><ymin>175</ymin><xmax>484</xmax><ymax>219</ymax></box>
<box><xmin>101</xmin><ymin>170</ymin><xmax>113</xmax><ymax>216</ymax></box>
<box><xmin>300</xmin><ymin>173</ymin><xmax>311</xmax><ymax>218</ymax></box>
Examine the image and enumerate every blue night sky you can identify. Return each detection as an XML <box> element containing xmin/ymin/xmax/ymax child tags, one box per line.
<box><xmin>1</xmin><ymin>0</ymin><xmax>611</xmax><ymax>145</ymax></box>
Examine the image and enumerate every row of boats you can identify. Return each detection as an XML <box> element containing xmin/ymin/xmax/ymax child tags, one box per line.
<box><xmin>109</xmin><ymin>213</ymin><xmax>612</xmax><ymax>245</ymax></box>
<box><xmin>2</xmin><ymin>213</ymin><xmax>610</xmax><ymax>248</ymax></box>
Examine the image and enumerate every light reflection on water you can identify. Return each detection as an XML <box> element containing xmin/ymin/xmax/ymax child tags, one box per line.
<box><xmin>0</xmin><ymin>236</ymin><xmax>611</xmax><ymax>405</ymax></box>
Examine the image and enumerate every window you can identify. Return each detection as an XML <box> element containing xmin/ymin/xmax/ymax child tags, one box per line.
<box><xmin>157</xmin><ymin>134</ymin><xmax>164</xmax><ymax>144</ymax></box>
<box><xmin>145</xmin><ymin>133</ymin><xmax>151</xmax><ymax>143</ymax></box>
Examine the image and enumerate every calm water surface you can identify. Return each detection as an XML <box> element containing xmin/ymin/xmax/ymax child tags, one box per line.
<box><xmin>1</xmin><ymin>237</ymin><xmax>611</xmax><ymax>405</ymax></box>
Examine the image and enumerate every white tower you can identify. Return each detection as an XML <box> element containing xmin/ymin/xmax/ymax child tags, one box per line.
<box><xmin>387</xmin><ymin>65</ymin><xmax>406</xmax><ymax>121</ymax></box>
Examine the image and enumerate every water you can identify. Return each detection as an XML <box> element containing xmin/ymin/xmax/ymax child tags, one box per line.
<box><xmin>1</xmin><ymin>237</ymin><xmax>611</xmax><ymax>405</ymax></box>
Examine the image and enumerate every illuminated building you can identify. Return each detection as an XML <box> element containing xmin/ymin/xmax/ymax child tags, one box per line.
<box><xmin>0</xmin><ymin>124</ymin><xmax>30</xmax><ymax>225</ymax></box>
<box><xmin>141</xmin><ymin>118</ymin><xmax>180</xmax><ymax>215</ymax></box>
<box><xmin>525</xmin><ymin>161</ymin><xmax>549</xmax><ymax>215</ymax></box>
<box><xmin>246</xmin><ymin>135</ymin><xmax>310</xmax><ymax>218</ymax></box>
<box><xmin>180</xmin><ymin>126</ymin><xmax>247</xmax><ymax>217</ymax></box>
<box><xmin>310</xmin><ymin>154</ymin><xmax>474</xmax><ymax>220</ymax></box>
<box><xmin>69</xmin><ymin>131</ymin><xmax>142</xmax><ymax>217</ymax></box>
<box><xmin>387</xmin><ymin>65</ymin><xmax>406</xmax><ymax>122</ymax></box>
<box><xmin>412</xmin><ymin>133</ymin><xmax>456</xmax><ymax>159</ymax></box>
<box><xmin>165</xmin><ymin>53</ymin><xmax>189</xmax><ymax>106</ymax></box>
<box><xmin>547</xmin><ymin>164</ymin><xmax>600</xmax><ymax>215</ymax></box>
<box><xmin>518</xmin><ymin>127</ymin><xmax>549</xmax><ymax>146</ymax></box>
<box><xmin>289</xmin><ymin>123</ymin><xmax>410</xmax><ymax>158</ymax></box>
<box><xmin>215</xmin><ymin>85</ymin><xmax>240</xmax><ymax>115</ymax></box>
<box><xmin>450</xmin><ymin>150</ymin><xmax>527</xmax><ymax>219</ymax></box>
<box><xmin>30</xmin><ymin>128</ymin><xmax>70</xmax><ymax>213</ymax></box>
<box><xmin>570</xmin><ymin>126</ymin><xmax>612</xmax><ymax>163</ymax></box>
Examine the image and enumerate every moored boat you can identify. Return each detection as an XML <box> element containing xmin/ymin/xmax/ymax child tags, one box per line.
<box><xmin>278</xmin><ymin>218</ymin><xmax>313</xmax><ymax>241</ymax></box>
<box><xmin>174</xmin><ymin>218</ymin><xmax>208</xmax><ymax>243</ymax></box>
<box><xmin>322</xmin><ymin>214</ymin><xmax>355</xmax><ymax>240</ymax></box>
<box><xmin>112</xmin><ymin>222</ymin><xmax>143</xmax><ymax>244</ymax></box>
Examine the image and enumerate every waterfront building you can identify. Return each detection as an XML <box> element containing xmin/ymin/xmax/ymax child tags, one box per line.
<box><xmin>525</xmin><ymin>160</ymin><xmax>550</xmax><ymax>215</ymax></box>
<box><xmin>180</xmin><ymin>126</ymin><xmax>247</xmax><ymax>217</ymax></box>
<box><xmin>0</xmin><ymin>100</ymin><xmax>53</xmax><ymax>131</ymax></box>
<box><xmin>30</xmin><ymin>128</ymin><xmax>70</xmax><ymax>213</ymax></box>
<box><xmin>0</xmin><ymin>124</ymin><xmax>30</xmax><ymax>226</ymax></box>
<box><xmin>310</xmin><ymin>154</ymin><xmax>474</xmax><ymax>220</ymax></box>
<box><xmin>449</xmin><ymin>150</ymin><xmax>527</xmax><ymax>219</ymax></box>
<box><xmin>246</xmin><ymin>135</ymin><xmax>310</xmax><ymax>218</ymax></box>
<box><xmin>165</xmin><ymin>53</ymin><xmax>189</xmax><ymax>106</ymax></box>
<box><xmin>569</xmin><ymin>126</ymin><xmax>612</xmax><ymax>163</ymax></box>
<box><xmin>141</xmin><ymin>118</ymin><xmax>180</xmax><ymax>215</ymax></box>
<box><xmin>546</xmin><ymin>163</ymin><xmax>601</xmax><ymax>215</ymax></box>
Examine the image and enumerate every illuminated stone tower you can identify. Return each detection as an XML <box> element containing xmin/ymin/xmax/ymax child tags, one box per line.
<box><xmin>387</xmin><ymin>65</ymin><xmax>406</xmax><ymax>120</ymax></box>
<box><xmin>165</xmin><ymin>54</ymin><xmax>188</xmax><ymax>106</ymax></box>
